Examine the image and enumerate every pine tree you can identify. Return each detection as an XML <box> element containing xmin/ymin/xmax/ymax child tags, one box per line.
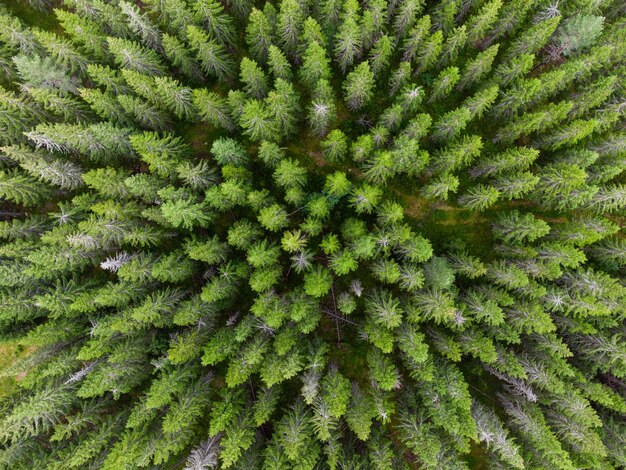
<box><xmin>504</xmin><ymin>16</ymin><xmax>561</xmax><ymax>60</ymax></box>
<box><xmin>154</xmin><ymin>76</ymin><xmax>195</xmax><ymax>120</ymax></box>
<box><xmin>415</xmin><ymin>29</ymin><xmax>443</xmax><ymax>73</ymax></box>
<box><xmin>300</xmin><ymin>41</ymin><xmax>331</xmax><ymax>90</ymax></box>
<box><xmin>31</xmin><ymin>29</ymin><xmax>89</xmax><ymax>75</ymax></box>
<box><xmin>186</xmin><ymin>25</ymin><xmax>235</xmax><ymax>82</ymax></box>
<box><xmin>401</xmin><ymin>15</ymin><xmax>430</xmax><ymax>63</ymax></box>
<box><xmin>307</xmin><ymin>79</ymin><xmax>336</xmax><ymax>136</ymax></box>
<box><xmin>246</xmin><ymin>8</ymin><xmax>275</xmax><ymax>63</ymax></box>
<box><xmin>431</xmin><ymin>107</ymin><xmax>471</xmax><ymax>143</ymax></box>
<box><xmin>556</xmin><ymin>15</ymin><xmax>604</xmax><ymax>56</ymax></box>
<box><xmin>321</xmin><ymin>129</ymin><xmax>347</xmax><ymax>163</ymax></box>
<box><xmin>472</xmin><ymin>400</ymin><xmax>524</xmax><ymax>468</ymax></box>
<box><xmin>193</xmin><ymin>0</ymin><xmax>236</xmax><ymax>47</ymax></box>
<box><xmin>13</xmin><ymin>54</ymin><xmax>80</xmax><ymax>96</ymax></box>
<box><xmin>458</xmin><ymin>184</ymin><xmax>500</xmax><ymax>211</ymax></box>
<box><xmin>119</xmin><ymin>0</ymin><xmax>162</xmax><ymax>50</ymax></box>
<box><xmin>492</xmin><ymin>52</ymin><xmax>533</xmax><ymax>86</ymax></box>
<box><xmin>277</xmin><ymin>0</ymin><xmax>304</xmax><ymax>60</ymax></box>
<box><xmin>369</xmin><ymin>34</ymin><xmax>393</xmax><ymax>77</ymax></box>
<box><xmin>429</xmin><ymin>66</ymin><xmax>460</xmax><ymax>103</ymax></box>
<box><xmin>239</xmin><ymin>57</ymin><xmax>269</xmax><ymax>99</ymax></box>
<box><xmin>458</xmin><ymin>44</ymin><xmax>499</xmax><ymax>90</ymax></box>
<box><xmin>107</xmin><ymin>37</ymin><xmax>166</xmax><ymax>76</ymax></box>
<box><xmin>193</xmin><ymin>89</ymin><xmax>235</xmax><ymax>131</ymax></box>
<box><xmin>3</xmin><ymin>145</ymin><xmax>84</xmax><ymax>190</ymax></box>
<box><xmin>266</xmin><ymin>79</ymin><xmax>300</xmax><ymax>139</ymax></box>
<box><xmin>162</xmin><ymin>33</ymin><xmax>203</xmax><ymax>82</ymax></box>
<box><xmin>492</xmin><ymin>211</ymin><xmax>550</xmax><ymax>245</ymax></box>
<box><xmin>239</xmin><ymin>100</ymin><xmax>278</xmax><ymax>142</ymax></box>
<box><xmin>334</xmin><ymin>0</ymin><xmax>362</xmax><ymax>72</ymax></box>
<box><xmin>301</xmin><ymin>17</ymin><xmax>325</xmax><ymax>52</ymax></box>
<box><xmin>466</xmin><ymin>0</ymin><xmax>502</xmax><ymax>44</ymax></box>
<box><xmin>464</xmin><ymin>85</ymin><xmax>498</xmax><ymax>119</ymax></box>
<box><xmin>143</xmin><ymin>0</ymin><xmax>193</xmax><ymax>37</ymax></box>
<box><xmin>420</xmin><ymin>173</ymin><xmax>460</xmax><ymax>200</ymax></box>
<box><xmin>388</xmin><ymin>61</ymin><xmax>412</xmax><ymax>95</ymax></box>
<box><xmin>267</xmin><ymin>45</ymin><xmax>292</xmax><ymax>81</ymax></box>
<box><xmin>438</xmin><ymin>25</ymin><xmax>468</xmax><ymax>68</ymax></box>
<box><xmin>359</xmin><ymin>0</ymin><xmax>386</xmax><ymax>49</ymax></box>
<box><xmin>343</xmin><ymin>61</ymin><xmax>374</xmax><ymax>111</ymax></box>
<box><xmin>0</xmin><ymin>169</ymin><xmax>52</xmax><ymax>205</ymax></box>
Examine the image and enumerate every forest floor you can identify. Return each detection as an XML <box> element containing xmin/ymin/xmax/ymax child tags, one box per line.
<box><xmin>3</xmin><ymin>0</ymin><xmax>61</xmax><ymax>31</ymax></box>
<box><xmin>0</xmin><ymin>341</ymin><xmax>28</xmax><ymax>398</ymax></box>
<box><xmin>397</xmin><ymin>190</ymin><xmax>493</xmax><ymax>258</ymax></box>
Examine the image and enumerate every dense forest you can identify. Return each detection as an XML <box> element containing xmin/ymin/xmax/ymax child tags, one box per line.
<box><xmin>0</xmin><ymin>0</ymin><xmax>625</xmax><ymax>467</ymax></box>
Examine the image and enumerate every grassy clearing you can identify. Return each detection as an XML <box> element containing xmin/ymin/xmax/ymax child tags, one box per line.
<box><xmin>0</xmin><ymin>340</ymin><xmax>27</xmax><ymax>399</ymax></box>
<box><xmin>395</xmin><ymin>189</ymin><xmax>494</xmax><ymax>259</ymax></box>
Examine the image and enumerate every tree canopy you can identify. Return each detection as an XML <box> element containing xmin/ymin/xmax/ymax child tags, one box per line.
<box><xmin>0</xmin><ymin>0</ymin><xmax>625</xmax><ymax>468</ymax></box>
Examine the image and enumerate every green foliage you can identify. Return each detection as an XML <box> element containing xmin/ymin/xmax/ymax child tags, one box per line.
<box><xmin>343</xmin><ymin>61</ymin><xmax>375</xmax><ymax>111</ymax></box>
<box><xmin>0</xmin><ymin>169</ymin><xmax>51</xmax><ymax>205</ymax></box>
<box><xmin>304</xmin><ymin>266</ymin><xmax>333</xmax><ymax>298</ymax></box>
<box><xmin>211</xmin><ymin>137</ymin><xmax>248</xmax><ymax>166</ymax></box>
<box><xmin>492</xmin><ymin>211</ymin><xmax>551</xmax><ymax>245</ymax></box>
<box><xmin>300</xmin><ymin>42</ymin><xmax>331</xmax><ymax>89</ymax></box>
<box><xmin>557</xmin><ymin>15</ymin><xmax>604</xmax><ymax>56</ymax></box>
<box><xmin>458</xmin><ymin>184</ymin><xmax>500</xmax><ymax>211</ymax></box>
<box><xmin>107</xmin><ymin>37</ymin><xmax>166</xmax><ymax>76</ymax></box>
<box><xmin>257</xmin><ymin>204</ymin><xmax>289</xmax><ymax>232</ymax></box>
<box><xmin>321</xmin><ymin>129</ymin><xmax>347</xmax><ymax>163</ymax></box>
<box><xmin>0</xmin><ymin>1</ymin><xmax>625</xmax><ymax>468</ymax></box>
<box><xmin>187</xmin><ymin>24</ymin><xmax>235</xmax><ymax>82</ymax></box>
<box><xmin>423</xmin><ymin>256</ymin><xmax>455</xmax><ymax>290</ymax></box>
